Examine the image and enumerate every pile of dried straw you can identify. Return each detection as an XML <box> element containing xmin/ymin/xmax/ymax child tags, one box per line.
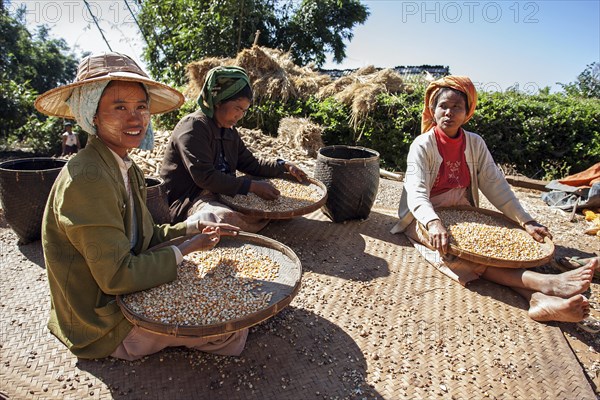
<box><xmin>186</xmin><ymin>46</ymin><xmax>330</xmax><ymax>102</ymax></box>
<box><xmin>277</xmin><ymin>117</ymin><xmax>324</xmax><ymax>158</ymax></box>
<box><xmin>185</xmin><ymin>46</ymin><xmax>408</xmax><ymax>129</ymax></box>
<box><xmin>317</xmin><ymin>66</ymin><xmax>406</xmax><ymax>130</ymax></box>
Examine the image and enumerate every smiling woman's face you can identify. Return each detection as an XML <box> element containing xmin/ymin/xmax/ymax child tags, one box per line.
<box><xmin>94</xmin><ymin>81</ymin><xmax>150</xmax><ymax>157</ymax></box>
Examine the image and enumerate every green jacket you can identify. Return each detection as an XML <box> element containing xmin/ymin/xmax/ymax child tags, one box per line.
<box><xmin>42</xmin><ymin>136</ymin><xmax>187</xmax><ymax>359</ymax></box>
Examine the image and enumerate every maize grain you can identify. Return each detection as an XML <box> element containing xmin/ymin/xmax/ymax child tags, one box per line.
<box><xmin>437</xmin><ymin>209</ymin><xmax>543</xmax><ymax>261</ymax></box>
<box><xmin>122</xmin><ymin>245</ymin><xmax>280</xmax><ymax>325</ymax></box>
<box><xmin>222</xmin><ymin>178</ymin><xmax>321</xmax><ymax>212</ymax></box>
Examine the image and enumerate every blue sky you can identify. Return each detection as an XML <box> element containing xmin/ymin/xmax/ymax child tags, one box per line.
<box><xmin>12</xmin><ymin>0</ymin><xmax>600</xmax><ymax>93</ymax></box>
<box><xmin>323</xmin><ymin>0</ymin><xmax>600</xmax><ymax>92</ymax></box>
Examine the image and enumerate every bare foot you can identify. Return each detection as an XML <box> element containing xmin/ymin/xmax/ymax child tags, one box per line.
<box><xmin>528</xmin><ymin>293</ymin><xmax>590</xmax><ymax>323</ymax></box>
<box><xmin>541</xmin><ymin>259</ymin><xmax>597</xmax><ymax>298</ymax></box>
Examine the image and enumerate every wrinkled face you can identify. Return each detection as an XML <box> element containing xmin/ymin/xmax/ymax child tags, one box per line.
<box><xmin>433</xmin><ymin>89</ymin><xmax>467</xmax><ymax>138</ymax></box>
<box><xmin>94</xmin><ymin>81</ymin><xmax>150</xmax><ymax>157</ymax></box>
<box><xmin>213</xmin><ymin>97</ymin><xmax>251</xmax><ymax>129</ymax></box>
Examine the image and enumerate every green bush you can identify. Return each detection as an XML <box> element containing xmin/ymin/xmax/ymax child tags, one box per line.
<box><xmin>350</xmin><ymin>90</ymin><xmax>424</xmax><ymax>171</ymax></box>
<box><xmin>153</xmin><ymin>97</ymin><xmax>197</xmax><ymax>131</ymax></box>
<box><xmin>122</xmin><ymin>82</ymin><xmax>600</xmax><ymax>181</ymax></box>
<box><xmin>0</xmin><ymin>76</ymin><xmax>37</xmax><ymax>140</ymax></box>
<box><xmin>252</xmin><ymin>84</ymin><xmax>599</xmax><ymax>179</ymax></box>
<box><xmin>470</xmin><ymin>92</ymin><xmax>600</xmax><ymax>179</ymax></box>
<box><xmin>303</xmin><ymin>97</ymin><xmax>354</xmax><ymax>144</ymax></box>
<box><xmin>244</xmin><ymin>99</ymin><xmax>305</xmax><ymax>136</ymax></box>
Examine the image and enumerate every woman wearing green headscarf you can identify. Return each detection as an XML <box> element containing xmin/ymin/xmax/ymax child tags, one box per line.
<box><xmin>161</xmin><ymin>66</ymin><xmax>307</xmax><ymax>232</ymax></box>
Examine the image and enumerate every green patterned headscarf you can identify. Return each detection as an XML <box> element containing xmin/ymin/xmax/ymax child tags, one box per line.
<box><xmin>198</xmin><ymin>66</ymin><xmax>251</xmax><ymax>118</ymax></box>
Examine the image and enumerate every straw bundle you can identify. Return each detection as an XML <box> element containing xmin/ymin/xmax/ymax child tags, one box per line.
<box><xmin>235</xmin><ymin>46</ymin><xmax>329</xmax><ymax>101</ymax></box>
<box><xmin>324</xmin><ymin>68</ymin><xmax>405</xmax><ymax>104</ymax></box>
<box><xmin>355</xmin><ymin>65</ymin><xmax>377</xmax><ymax>76</ymax></box>
<box><xmin>235</xmin><ymin>46</ymin><xmax>284</xmax><ymax>77</ymax></box>
<box><xmin>185</xmin><ymin>57</ymin><xmax>232</xmax><ymax>99</ymax></box>
<box><xmin>318</xmin><ymin>67</ymin><xmax>406</xmax><ymax>130</ymax></box>
<box><xmin>293</xmin><ymin>73</ymin><xmax>330</xmax><ymax>97</ymax></box>
<box><xmin>238</xmin><ymin>127</ymin><xmax>316</xmax><ymax>171</ymax></box>
<box><xmin>277</xmin><ymin>117</ymin><xmax>324</xmax><ymax>158</ymax></box>
<box><xmin>185</xmin><ymin>46</ymin><xmax>331</xmax><ymax>104</ymax></box>
<box><xmin>371</xmin><ymin>68</ymin><xmax>405</xmax><ymax>92</ymax></box>
<box><xmin>251</xmin><ymin>70</ymin><xmax>298</xmax><ymax>102</ymax></box>
<box><xmin>317</xmin><ymin>75</ymin><xmax>356</xmax><ymax>99</ymax></box>
<box><xmin>349</xmin><ymin>83</ymin><xmax>385</xmax><ymax>131</ymax></box>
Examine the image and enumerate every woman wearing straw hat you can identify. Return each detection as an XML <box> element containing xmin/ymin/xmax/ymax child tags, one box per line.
<box><xmin>391</xmin><ymin>75</ymin><xmax>598</xmax><ymax>323</ymax></box>
<box><xmin>36</xmin><ymin>52</ymin><xmax>247</xmax><ymax>360</ymax></box>
<box><xmin>160</xmin><ymin>66</ymin><xmax>307</xmax><ymax>232</ymax></box>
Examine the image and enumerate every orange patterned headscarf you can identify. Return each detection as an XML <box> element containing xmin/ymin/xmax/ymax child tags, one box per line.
<box><xmin>421</xmin><ymin>76</ymin><xmax>478</xmax><ymax>133</ymax></box>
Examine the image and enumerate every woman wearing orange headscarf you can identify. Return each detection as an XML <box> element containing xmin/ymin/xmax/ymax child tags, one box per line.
<box><xmin>391</xmin><ymin>76</ymin><xmax>597</xmax><ymax>323</ymax></box>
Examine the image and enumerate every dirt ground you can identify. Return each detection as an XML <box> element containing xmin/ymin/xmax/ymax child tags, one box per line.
<box><xmin>1</xmin><ymin>149</ymin><xmax>598</xmax><ymax>396</ymax></box>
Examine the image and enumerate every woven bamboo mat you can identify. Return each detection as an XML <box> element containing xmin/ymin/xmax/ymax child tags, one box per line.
<box><xmin>0</xmin><ymin>208</ymin><xmax>596</xmax><ymax>399</ymax></box>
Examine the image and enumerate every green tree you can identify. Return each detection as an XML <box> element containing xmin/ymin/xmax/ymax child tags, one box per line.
<box><xmin>1</xmin><ymin>6</ymin><xmax>77</xmax><ymax>93</ymax></box>
<box><xmin>0</xmin><ymin>3</ymin><xmax>78</xmax><ymax>152</ymax></box>
<box><xmin>558</xmin><ymin>62</ymin><xmax>600</xmax><ymax>99</ymax></box>
<box><xmin>137</xmin><ymin>0</ymin><xmax>369</xmax><ymax>85</ymax></box>
<box><xmin>277</xmin><ymin>0</ymin><xmax>369</xmax><ymax>67</ymax></box>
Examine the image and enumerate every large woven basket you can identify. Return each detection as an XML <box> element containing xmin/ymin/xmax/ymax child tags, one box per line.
<box><xmin>419</xmin><ymin>206</ymin><xmax>555</xmax><ymax>268</ymax></box>
<box><xmin>117</xmin><ymin>232</ymin><xmax>302</xmax><ymax>337</ymax></box>
<box><xmin>0</xmin><ymin>157</ymin><xmax>67</xmax><ymax>244</ymax></box>
<box><xmin>218</xmin><ymin>175</ymin><xmax>328</xmax><ymax>219</ymax></box>
<box><xmin>145</xmin><ymin>176</ymin><xmax>171</xmax><ymax>224</ymax></box>
<box><xmin>314</xmin><ymin>145</ymin><xmax>380</xmax><ymax>223</ymax></box>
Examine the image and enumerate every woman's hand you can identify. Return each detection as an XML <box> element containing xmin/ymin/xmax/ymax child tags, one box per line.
<box><xmin>250</xmin><ymin>180</ymin><xmax>280</xmax><ymax>200</ymax></box>
<box><xmin>177</xmin><ymin>228</ymin><xmax>220</xmax><ymax>255</ymax></box>
<box><xmin>283</xmin><ymin>161</ymin><xmax>308</xmax><ymax>183</ymax></box>
<box><xmin>177</xmin><ymin>226</ymin><xmax>239</xmax><ymax>256</ymax></box>
<box><xmin>523</xmin><ymin>220</ymin><xmax>553</xmax><ymax>243</ymax></box>
<box><xmin>427</xmin><ymin>219</ymin><xmax>449</xmax><ymax>254</ymax></box>
<box><xmin>196</xmin><ymin>220</ymin><xmax>240</xmax><ymax>235</ymax></box>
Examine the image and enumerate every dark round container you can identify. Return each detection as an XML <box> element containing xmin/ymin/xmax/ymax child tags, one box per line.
<box><xmin>314</xmin><ymin>145</ymin><xmax>380</xmax><ymax>223</ymax></box>
<box><xmin>145</xmin><ymin>176</ymin><xmax>171</xmax><ymax>224</ymax></box>
<box><xmin>0</xmin><ymin>157</ymin><xmax>67</xmax><ymax>244</ymax></box>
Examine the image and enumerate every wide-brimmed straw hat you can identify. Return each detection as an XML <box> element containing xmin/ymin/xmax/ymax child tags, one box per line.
<box><xmin>35</xmin><ymin>52</ymin><xmax>184</xmax><ymax>118</ymax></box>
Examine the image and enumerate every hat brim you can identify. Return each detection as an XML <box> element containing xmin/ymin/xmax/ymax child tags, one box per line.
<box><xmin>34</xmin><ymin>71</ymin><xmax>185</xmax><ymax>119</ymax></box>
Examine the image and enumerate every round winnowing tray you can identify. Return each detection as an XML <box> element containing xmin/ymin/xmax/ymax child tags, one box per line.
<box><xmin>419</xmin><ymin>206</ymin><xmax>554</xmax><ymax>268</ymax></box>
<box><xmin>117</xmin><ymin>232</ymin><xmax>302</xmax><ymax>337</ymax></box>
<box><xmin>218</xmin><ymin>176</ymin><xmax>327</xmax><ymax>219</ymax></box>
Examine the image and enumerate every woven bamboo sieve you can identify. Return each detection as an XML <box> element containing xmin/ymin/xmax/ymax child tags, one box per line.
<box><xmin>418</xmin><ymin>205</ymin><xmax>555</xmax><ymax>268</ymax></box>
<box><xmin>218</xmin><ymin>175</ymin><xmax>328</xmax><ymax>219</ymax></box>
<box><xmin>117</xmin><ymin>232</ymin><xmax>302</xmax><ymax>337</ymax></box>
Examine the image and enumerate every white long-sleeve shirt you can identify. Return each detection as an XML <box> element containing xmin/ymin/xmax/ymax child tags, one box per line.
<box><xmin>391</xmin><ymin>128</ymin><xmax>533</xmax><ymax>234</ymax></box>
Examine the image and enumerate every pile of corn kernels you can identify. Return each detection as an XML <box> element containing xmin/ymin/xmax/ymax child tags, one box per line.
<box><xmin>122</xmin><ymin>245</ymin><xmax>280</xmax><ymax>325</ymax></box>
<box><xmin>438</xmin><ymin>209</ymin><xmax>543</xmax><ymax>261</ymax></box>
<box><xmin>222</xmin><ymin>178</ymin><xmax>322</xmax><ymax>212</ymax></box>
